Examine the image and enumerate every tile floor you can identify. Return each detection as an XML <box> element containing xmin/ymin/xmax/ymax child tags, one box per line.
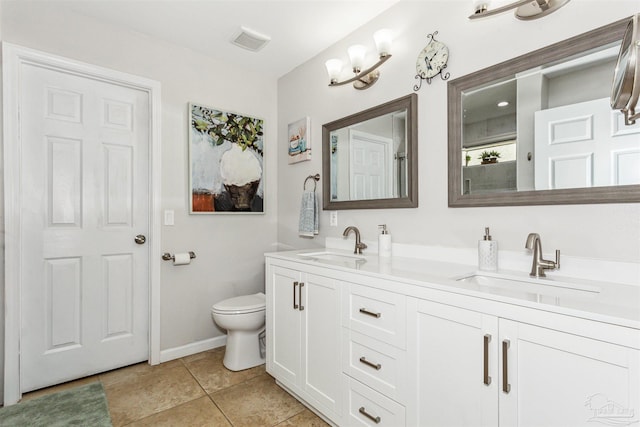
<box><xmin>23</xmin><ymin>347</ymin><xmax>329</xmax><ymax>426</ymax></box>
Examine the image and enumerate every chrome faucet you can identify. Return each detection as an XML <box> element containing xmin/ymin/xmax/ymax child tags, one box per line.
<box><xmin>525</xmin><ymin>233</ymin><xmax>560</xmax><ymax>278</ymax></box>
<box><xmin>343</xmin><ymin>226</ymin><xmax>367</xmax><ymax>255</ymax></box>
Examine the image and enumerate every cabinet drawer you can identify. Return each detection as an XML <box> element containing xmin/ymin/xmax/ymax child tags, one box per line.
<box><xmin>343</xmin><ymin>374</ymin><xmax>406</xmax><ymax>426</ymax></box>
<box><xmin>345</xmin><ymin>283</ymin><xmax>406</xmax><ymax>348</ymax></box>
<box><xmin>342</xmin><ymin>329</ymin><xmax>406</xmax><ymax>402</ymax></box>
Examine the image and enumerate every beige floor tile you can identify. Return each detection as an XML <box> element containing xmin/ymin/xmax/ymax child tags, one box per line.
<box><xmin>105</xmin><ymin>363</ymin><xmax>206</xmax><ymax>426</ymax></box>
<box><xmin>211</xmin><ymin>373</ymin><xmax>305</xmax><ymax>427</ymax></box>
<box><xmin>182</xmin><ymin>347</ymin><xmax>265</xmax><ymax>394</ymax></box>
<box><xmin>275</xmin><ymin>409</ymin><xmax>331</xmax><ymax>426</ymax></box>
<box><xmin>21</xmin><ymin>375</ymin><xmax>100</xmax><ymax>401</ymax></box>
<box><xmin>127</xmin><ymin>396</ymin><xmax>232</xmax><ymax>427</ymax></box>
<box><xmin>99</xmin><ymin>359</ymin><xmax>183</xmax><ymax>388</ymax></box>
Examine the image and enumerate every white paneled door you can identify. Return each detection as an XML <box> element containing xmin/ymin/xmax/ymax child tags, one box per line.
<box><xmin>349</xmin><ymin>130</ymin><xmax>392</xmax><ymax>200</ymax></box>
<box><xmin>19</xmin><ymin>62</ymin><xmax>150</xmax><ymax>392</ymax></box>
<box><xmin>534</xmin><ymin>97</ymin><xmax>640</xmax><ymax>190</ymax></box>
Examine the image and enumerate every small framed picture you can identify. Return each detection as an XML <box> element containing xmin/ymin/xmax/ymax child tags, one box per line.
<box><xmin>288</xmin><ymin>117</ymin><xmax>311</xmax><ymax>164</ymax></box>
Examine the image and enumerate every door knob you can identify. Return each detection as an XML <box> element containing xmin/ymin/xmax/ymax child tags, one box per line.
<box><xmin>134</xmin><ymin>234</ymin><xmax>146</xmax><ymax>245</ymax></box>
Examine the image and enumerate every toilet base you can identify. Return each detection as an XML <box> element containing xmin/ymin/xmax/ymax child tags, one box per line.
<box><xmin>223</xmin><ymin>328</ymin><xmax>265</xmax><ymax>371</ymax></box>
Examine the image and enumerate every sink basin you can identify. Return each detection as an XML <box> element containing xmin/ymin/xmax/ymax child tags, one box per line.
<box><xmin>298</xmin><ymin>251</ymin><xmax>367</xmax><ymax>268</ymax></box>
<box><xmin>299</xmin><ymin>251</ymin><xmax>366</xmax><ymax>261</ymax></box>
<box><xmin>456</xmin><ymin>273</ymin><xmax>600</xmax><ymax>299</ymax></box>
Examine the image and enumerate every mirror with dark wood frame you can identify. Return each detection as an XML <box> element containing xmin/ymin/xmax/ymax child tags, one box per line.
<box><xmin>323</xmin><ymin>93</ymin><xmax>418</xmax><ymax>210</ymax></box>
<box><xmin>448</xmin><ymin>17</ymin><xmax>640</xmax><ymax>207</ymax></box>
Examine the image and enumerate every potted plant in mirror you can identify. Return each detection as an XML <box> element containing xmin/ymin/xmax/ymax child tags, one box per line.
<box><xmin>479</xmin><ymin>150</ymin><xmax>500</xmax><ymax>164</ymax></box>
<box><xmin>465</xmin><ymin>154</ymin><xmax>471</xmax><ymax>166</ymax></box>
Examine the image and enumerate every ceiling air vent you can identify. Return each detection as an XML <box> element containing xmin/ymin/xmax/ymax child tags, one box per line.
<box><xmin>231</xmin><ymin>26</ymin><xmax>270</xmax><ymax>52</ymax></box>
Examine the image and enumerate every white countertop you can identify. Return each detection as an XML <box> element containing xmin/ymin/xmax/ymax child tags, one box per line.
<box><xmin>266</xmin><ymin>249</ymin><xmax>640</xmax><ymax>330</ymax></box>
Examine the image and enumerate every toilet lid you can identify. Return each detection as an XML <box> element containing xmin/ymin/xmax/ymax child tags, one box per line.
<box><xmin>212</xmin><ymin>292</ymin><xmax>265</xmax><ymax>314</ymax></box>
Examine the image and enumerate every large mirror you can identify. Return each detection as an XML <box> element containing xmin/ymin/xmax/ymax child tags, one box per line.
<box><xmin>323</xmin><ymin>93</ymin><xmax>418</xmax><ymax>210</ymax></box>
<box><xmin>448</xmin><ymin>17</ymin><xmax>640</xmax><ymax>207</ymax></box>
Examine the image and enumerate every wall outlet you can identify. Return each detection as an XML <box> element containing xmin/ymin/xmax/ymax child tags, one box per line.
<box><xmin>330</xmin><ymin>211</ymin><xmax>338</xmax><ymax>227</ymax></box>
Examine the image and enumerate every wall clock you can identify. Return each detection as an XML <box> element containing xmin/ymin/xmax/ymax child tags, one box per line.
<box><xmin>414</xmin><ymin>31</ymin><xmax>450</xmax><ymax>91</ymax></box>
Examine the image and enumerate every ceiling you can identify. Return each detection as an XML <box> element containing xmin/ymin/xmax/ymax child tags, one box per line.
<box><xmin>55</xmin><ymin>0</ymin><xmax>401</xmax><ymax>79</ymax></box>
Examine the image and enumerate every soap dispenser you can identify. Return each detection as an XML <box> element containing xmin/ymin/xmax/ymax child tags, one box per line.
<box><xmin>478</xmin><ymin>227</ymin><xmax>498</xmax><ymax>271</ymax></box>
<box><xmin>378</xmin><ymin>224</ymin><xmax>392</xmax><ymax>257</ymax></box>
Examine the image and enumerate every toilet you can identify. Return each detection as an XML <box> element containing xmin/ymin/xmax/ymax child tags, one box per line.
<box><xmin>211</xmin><ymin>292</ymin><xmax>266</xmax><ymax>371</ymax></box>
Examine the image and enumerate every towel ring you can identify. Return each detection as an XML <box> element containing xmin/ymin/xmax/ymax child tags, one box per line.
<box><xmin>303</xmin><ymin>174</ymin><xmax>320</xmax><ymax>191</ymax></box>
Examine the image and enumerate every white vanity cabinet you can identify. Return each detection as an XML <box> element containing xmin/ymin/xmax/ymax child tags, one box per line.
<box><xmin>407</xmin><ymin>297</ymin><xmax>640</xmax><ymax>427</ymax></box>
<box><xmin>498</xmin><ymin>319</ymin><xmax>639</xmax><ymax>427</ymax></box>
<box><xmin>265</xmin><ymin>252</ymin><xmax>639</xmax><ymax>427</ymax></box>
<box><xmin>265</xmin><ymin>262</ymin><xmax>342</xmax><ymax>423</ymax></box>
<box><xmin>341</xmin><ymin>283</ymin><xmax>408</xmax><ymax>426</ymax></box>
<box><xmin>407</xmin><ymin>298</ymin><xmax>499</xmax><ymax>426</ymax></box>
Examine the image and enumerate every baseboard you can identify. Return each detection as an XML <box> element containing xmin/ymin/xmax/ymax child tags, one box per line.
<box><xmin>158</xmin><ymin>335</ymin><xmax>227</xmax><ymax>363</ymax></box>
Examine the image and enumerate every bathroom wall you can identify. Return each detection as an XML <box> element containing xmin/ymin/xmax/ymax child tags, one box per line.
<box><xmin>277</xmin><ymin>1</ymin><xmax>640</xmax><ymax>264</ymax></box>
<box><xmin>0</xmin><ymin>0</ymin><xmax>278</xmax><ymax>368</ymax></box>
<box><xmin>0</xmin><ymin>0</ymin><xmax>5</xmax><ymax>404</ymax></box>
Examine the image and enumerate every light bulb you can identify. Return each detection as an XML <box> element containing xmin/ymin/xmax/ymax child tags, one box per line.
<box><xmin>325</xmin><ymin>59</ymin><xmax>343</xmax><ymax>83</ymax></box>
<box><xmin>373</xmin><ymin>29</ymin><xmax>393</xmax><ymax>57</ymax></box>
<box><xmin>347</xmin><ymin>45</ymin><xmax>366</xmax><ymax>73</ymax></box>
<box><xmin>473</xmin><ymin>0</ymin><xmax>490</xmax><ymax>14</ymax></box>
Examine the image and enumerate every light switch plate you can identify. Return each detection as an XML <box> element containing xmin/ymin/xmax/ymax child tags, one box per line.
<box><xmin>164</xmin><ymin>210</ymin><xmax>175</xmax><ymax>226</ymax></box>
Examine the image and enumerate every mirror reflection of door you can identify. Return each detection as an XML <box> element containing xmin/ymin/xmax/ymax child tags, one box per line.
<box><xmin>535</xmin><ymin>98</ymin><xmax>640</xmax><ymax>189</ymax></box>
<box><xmin>330</xmin><ymin>109</ymin><xmax>408</xmax><ymax>202</ymax></box>
<box><xmin>349</xmin><ymin>130</ymin><xmax>393</xmax><ymax>200</ymax></box>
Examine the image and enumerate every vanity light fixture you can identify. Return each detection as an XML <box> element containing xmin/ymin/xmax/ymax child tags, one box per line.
<box><xmin>469</xmin><ymin>0</ymin><xmax>570</xmax><ymax>21</ymax></box>
<box><xmin>325</xmin><ymin>29</ymin><xmax>393</xmax><ymax>90</ymax></box>
<box><xmin>497</xmin><ymin>101</ymin><xmax>509</xmax><ymax>107</ymax></box>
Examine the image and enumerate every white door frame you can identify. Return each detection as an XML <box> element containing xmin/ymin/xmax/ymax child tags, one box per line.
<box><xmin>2</xmin><ymin>42</ymin><xmax>162</xmax><ymax>405</ymax></box>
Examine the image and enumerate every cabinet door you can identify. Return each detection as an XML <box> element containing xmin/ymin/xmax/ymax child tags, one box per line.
<box><xmin>499</xmin><ymin>319</ymin><xmax>640</xmax><ymax>427</ymax></box>
<box><xmin>266</xmin><ymin>265</ymin><xmax>301</xmax><ymax>390</ymax></box>
<box><xmin>407</xmin><ymin>298</ymin><xmax>499</xmax><ymax>427</ymax></box>
<box><xmin>301</xmin><ymin>273</ymin><xmax>342</xmax><ymax>418</ymax></box>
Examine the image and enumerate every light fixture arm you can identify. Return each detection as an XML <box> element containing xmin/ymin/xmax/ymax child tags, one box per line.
<box><xmin>329</xmin><ymin>55</ymin><xmax>392</xmax><ymax>89</ymax></box>
<box><xmin>470</xmin><ymin>0</ymin><xmax>535</xmax><ymax>19</ymax></box>
<box><xmin>469</xmin><ymin>0</ymin><xmax>569</xmax><ymax>20</ymax></box>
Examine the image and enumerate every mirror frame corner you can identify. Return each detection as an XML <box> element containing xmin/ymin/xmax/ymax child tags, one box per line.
<box><xmin>322</xmin><ymin>93</ymin><xmax>419</xmax><ymax>210</ymax></box>
<box><xmin>447</xmin><ymin>17</ymin><xmax>640</xmax><ymax>207</ymax></box>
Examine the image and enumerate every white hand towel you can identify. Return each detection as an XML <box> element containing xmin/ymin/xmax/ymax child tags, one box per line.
<box><xmin>298</xmin><ymin>190</ymin><xmax>319</xmax><ymax>237</ymax></box>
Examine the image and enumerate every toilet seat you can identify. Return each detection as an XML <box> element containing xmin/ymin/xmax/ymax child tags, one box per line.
<box><xmin>211</xmin><ymin>292</ymin><xmax>265</xmax><ymax>315</ymax></box>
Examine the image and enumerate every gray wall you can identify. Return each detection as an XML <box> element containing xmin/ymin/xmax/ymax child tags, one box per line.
<box><xmin>276</xmin><ymin>1</ymin><xmax>640</xmax><ymax>261</ymax></box>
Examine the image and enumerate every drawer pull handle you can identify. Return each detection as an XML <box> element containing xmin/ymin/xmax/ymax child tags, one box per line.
<box><xmin>483</xmin><ymin>334</ymin><xmax>492</xmax><ymax>386</ymax></box>
<box><xmin>502</xmin><ymin>339</ymin><xmax>511</xmax><ymax>394</ymax></box>
<box><xmin>299</xmin><ymin>282</ymin><xmax>305</xmax><ymax>311</ymax></box>
<box><xmin>293</xmin><ymin>282</ymin><xmax>299</xmax><ymax>310</ymax></box>
<box><xmin>359</xmin><ymin>356</ymin><xmax>382</xmax><ymax>370</ymax></box>
<box><xmin>359</xmin><ymin>308</ymin><xmax>381</xmax><ymax>318</ymax></box>
<box><xmin>359</xmin><ymin>407</ymin><xmax>381</xmax><ymax>424</ymax></box>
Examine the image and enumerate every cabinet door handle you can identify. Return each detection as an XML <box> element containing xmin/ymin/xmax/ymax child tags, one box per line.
<box><xmin>293</xmin><ymin>282</ymin><xmax>299</xmax><ymax>309</ymax></box>
<box><xmin>359</xmin><ymin>308</ymin><xmax>381</xmax><ymax>318</ymax></box>
<box><xmin>359</xmin><ymin>356</ymin><xmax>382</xmax><ymax>371</ymax></box>
<box><xmin>359</xmin><ymin>407</ymin><xmax>381</xmax><ymax>424</ymax></box>
<box><xmin>299</xmin><ymin>282</ymin><xmax>304</xmax><ymax>311</ymax></box>
<box><xmin>502</xmin><ymin>339</ymin><xmax>511</xmax><ymax>393</ymax></box>
<box><xmin>483</xmin><ymin>334</ymin><xmax>492</xmax><ymax>386</ymax></box>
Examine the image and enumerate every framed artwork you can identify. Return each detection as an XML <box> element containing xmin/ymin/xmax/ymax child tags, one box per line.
<box><xmin>189</xmin><ymin>103</ymin><xmax>264</xmax><ymax>213</ymax></box>
<box><xmin>288</xmin><ymin>117</ymin><xmax>311</xmax><ymax>164</ymax></box>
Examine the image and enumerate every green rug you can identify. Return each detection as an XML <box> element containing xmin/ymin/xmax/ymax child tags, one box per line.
<box><xmin>0</xmin><ymin>382</ymin><xmax>112</xmax><ymax>427</ymax></box>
